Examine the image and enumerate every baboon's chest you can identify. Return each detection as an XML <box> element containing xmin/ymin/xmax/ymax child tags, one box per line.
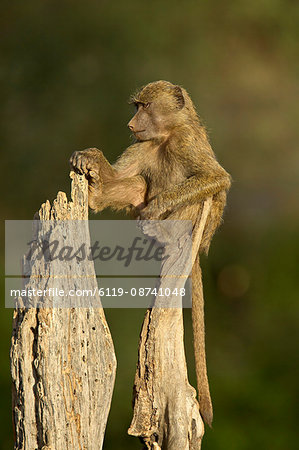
<box><xmin>142</xmin><ymin>148</ymin><xmax>187</xmax><ymax>199</ymax></box>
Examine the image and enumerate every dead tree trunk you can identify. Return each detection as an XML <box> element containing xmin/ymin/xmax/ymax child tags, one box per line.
<box><xmin>10</xmin><ymin>172</ymin><xmax>116</xmax><ymax>450</ymax></box>
<box><xmin>128</xmin><ymin>198</ymin><xmax>213</xmax><ymax>450</ymax></box>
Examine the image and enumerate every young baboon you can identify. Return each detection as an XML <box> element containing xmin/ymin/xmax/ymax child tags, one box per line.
<box><xmin>70</xmin><ymin>80</ymin><xmax>231</xmax><ymax>426</ymax></box>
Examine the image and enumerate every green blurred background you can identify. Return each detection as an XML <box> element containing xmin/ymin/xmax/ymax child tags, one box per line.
<box><xmin>1</xmin><ymin>1</ymin><xmax>298</xmax><ymax>448</ymax></box>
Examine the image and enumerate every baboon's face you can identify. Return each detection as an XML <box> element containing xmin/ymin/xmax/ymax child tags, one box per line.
<box><xmin>128</xmin><ymin>82</ymin><xmax>186</xmax><ymax>142</ymax></box>
<box><xmin>128</xmin><ymin>100</ymin><xmax>171</xmax><ymax>142</ymax></box>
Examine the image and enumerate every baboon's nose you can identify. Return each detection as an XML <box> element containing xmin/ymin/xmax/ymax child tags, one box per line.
<box><xmin>128</xmin><ymin>122</ymin><xmax>134</xmax><ymax>131</ymax></box>
<box><xmin>128</xmin><ymin>119</ymin><xmax>135</xmax><ymax>131</ymax></box>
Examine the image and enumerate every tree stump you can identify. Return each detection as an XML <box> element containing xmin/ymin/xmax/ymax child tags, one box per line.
<box><xmin>10</xmin><ymin>172</ymin><xmax>116</xmax><ymax>450</ymax></box>
<box><xmin>128</xmin><ymin>199</ymin><xmax>212</xmax><ymax>449</ymax></box>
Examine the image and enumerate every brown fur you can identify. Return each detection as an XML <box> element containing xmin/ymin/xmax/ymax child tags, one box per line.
<box><xmin>70</xmin><ymin>80</ymin><xmax>231</xmax><ymax>426</ymax></box>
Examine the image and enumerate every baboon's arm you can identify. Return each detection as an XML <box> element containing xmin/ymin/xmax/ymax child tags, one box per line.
<box><xmin>89</xmin><ymin>175</ymin><xmax>147</xmax><ymax>212</ymax></box>
<box><xmin>70</xmin><ymin>148</ymin><xmax>147</xmax><ymax>212</ymax></box>
<box><xmin>70</xmin><ymin>147</ymin><xmax>135</xmax><ymax>183</ymax></box>
<box><xmin>142</xmin><ymin>169</ymin><xmax>231</xmax><ymax>218</ymax></box>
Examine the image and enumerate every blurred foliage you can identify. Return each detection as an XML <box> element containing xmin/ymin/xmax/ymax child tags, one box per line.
<box><xmin>1</xmin><ymin>0</ymin><xmax>299</xmax><ymax>448</ymax></box>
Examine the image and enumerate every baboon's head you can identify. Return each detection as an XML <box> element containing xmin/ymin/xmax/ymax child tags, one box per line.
<box><xmin>128</xmin><ymin>80</ymin><xmax>197</xmax><ymax>142</ymax></box>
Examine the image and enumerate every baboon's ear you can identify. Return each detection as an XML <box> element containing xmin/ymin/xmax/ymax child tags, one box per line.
<box><xmin>173</xmin><ymin>85</ymin><xmax>185</xmax><ymax>109</ymax></box>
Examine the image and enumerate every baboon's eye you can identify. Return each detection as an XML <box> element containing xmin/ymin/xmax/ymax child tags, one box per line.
<box><xmin>143</xmin><ymin>102</ymin><xmax>151</xmax><ymax>109</ymax></box>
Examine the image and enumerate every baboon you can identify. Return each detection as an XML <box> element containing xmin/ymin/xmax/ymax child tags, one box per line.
<box><xmin>70</xmin><ymin>80</ymin><xmax>231</xmax><ymax>426</ymax></box>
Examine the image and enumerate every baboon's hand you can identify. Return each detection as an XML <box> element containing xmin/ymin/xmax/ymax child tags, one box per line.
<box><xmin>137</xmin><ymin>219</ymin><xmax>171</xmax><ymax>245</ymax></box>
<box><xmin>69</xmin><ymin>148</ymin><xmax>102</xmax><ymax>185</ymax></box>
<box><xmin>139</xmin><ymin>198</ymin><xmax>159</xmax><ymax>220</ymax></box>
<box><xmin>137</xmin><ymin>219</ymin><xmax>159</xmax><ymax>242</ymax></box>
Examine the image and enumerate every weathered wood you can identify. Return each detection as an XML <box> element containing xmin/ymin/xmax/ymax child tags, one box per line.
<box><xmin>128</xmin><ymin>198</ymin><xmax>213</xmax><ymax>450</ymax></box>
<box><xmin>10</xmin><ymin>172</ymin><xmax>116</xmax><ymax>450</ymax></box>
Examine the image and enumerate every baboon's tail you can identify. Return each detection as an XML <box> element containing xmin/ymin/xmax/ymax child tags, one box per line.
<box><xmin>191</xmin><ymin>255</ymin><xmax>213</xmax><ymax>427</ymax></box>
